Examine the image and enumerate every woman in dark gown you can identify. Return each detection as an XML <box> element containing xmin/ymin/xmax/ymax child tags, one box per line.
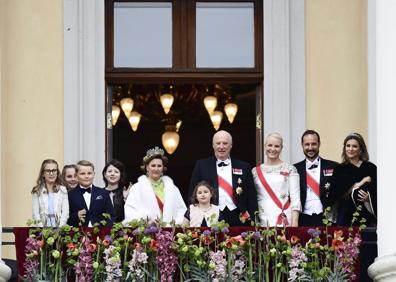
<box><xmin>329</xmin><ymin>133</ymin><xmax>377</xmax><ymax>226</ymax></box>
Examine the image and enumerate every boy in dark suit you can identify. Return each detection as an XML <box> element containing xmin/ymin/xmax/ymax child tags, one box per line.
<box><xmin>294</xmin><ymin>130</ymin><xmax>338</xmax><ymax>226</ymax></box>
<box><xmin>189</xmin><ymin>130</ymin><xmax>258</xmax><ymax>226</ymax></box>
<box><xmin>67</xmin><ymin>160</ymin><xmax>115</xmax><ymax>227</ymax></box>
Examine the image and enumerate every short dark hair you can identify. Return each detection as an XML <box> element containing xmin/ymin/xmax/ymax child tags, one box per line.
<box><xmin>190</xmin><ymin>181</ymin><xmax>217</xmax><ymax>205</ymax></box>
<box><xmin>102</xmin><ymin>159</ymin><xmax>127</xmax><ymax>188</ymax></box>
<box><xmin>301</xmin><ymin>129</ymin><xmax>321</xmax><ymax>144</ymax></box>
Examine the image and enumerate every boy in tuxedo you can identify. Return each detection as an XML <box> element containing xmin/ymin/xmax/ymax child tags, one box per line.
<box><xmin>67</xmin><ymin>160</ymin><xmax>115</xmax><ymax>227</ymax></box>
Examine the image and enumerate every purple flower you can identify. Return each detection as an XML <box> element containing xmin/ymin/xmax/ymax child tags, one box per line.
<box><xmin>252</xmin><ymin>231</ymin><xmax>261</xmax><ymax>240</ymax></box>
<box><xmin>221</xmin><ymin>227</ymin><xmax>229</xmax><ymax>234</ymax></box>
<box><xmin>132</xmin><ymin>228</ymin><xmax>141</xmax><ymax>236</ymax></box>
<box><xmin>232</xmin><ymin>258</ymin><xmax>246</xmax><ymax>278</ymax></box>
<box><xmin>211</xmin><ymin>226</ymin><xmax>219</xmax><ymax>233</ymax></box>
<box><xmin>144</xmin><ymin>225</ymin><xmax>159</xmax><ymax>235</ymax></box>
<box><xmin>104</xmin><ymin>235</ymin><xmax>112</xmax><ymax>243</ymax></box>
<box><xmin>240</xmin><ymin>232</ymin><xmax>248</xmax><ymax>238</ymax></box>
<box><xmin>128</xmin><ymin>250</ymin><xmax>148</xmax><ymax>280</ymax></box>
<box><xmin>203</xmin><ymin>229</ymin><xmax>212</xmax><ymax>236</ymax></box>
<box><xmin>288</xmin><ymin>246</ymin><xmax>307</xmax><ymax>281</ymax></box>
<box><xmin>307</xmin><ymin>228</ymin><xmax>321</xmax><ymax>238</ymax></box>
<box><xmin>334</xmin><ymin>233</ymin><xmax>362</xmax><ymax>280</ymax></box>
<box><xmin>155</xmin><ymin>231</ymin><xmax>177</xmax><ymax>282</ymax></box>
<box><xmin>23</xmin><ymin>236</ymin><xmax>42</xmax><ymax>281</ymax></box>
<box><xmin>209</xmin><ymin>250</ymin><xmax>227</xmax><ymax>280</ymax></box>
<box><xmin>103</xmin><ymin>245</ymin><xmax>122</xmax><ymax>281</ymax></box>
<box><xmin>75</xmin><ymin>238</ymin><xmax>94</xmax><ymax>282</ymax></box>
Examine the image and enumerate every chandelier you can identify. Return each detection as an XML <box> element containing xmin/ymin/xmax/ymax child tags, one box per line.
<box><xmin>111</xmin><ymin>84</ymin><xmax>239</xmax><ymax>154</ymax></box>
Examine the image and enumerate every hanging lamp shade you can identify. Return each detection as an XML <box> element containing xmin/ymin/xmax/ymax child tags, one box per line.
<box><xmin>224</xmin><ymin>103</ymin><xmax>238</xmax><ymax>124</ymax></box>
<box><xmin>111</xmin><ymin>105</ymin><xmax>121</xmax><ymax>126</ymax></box>
<box><xmin>160</xmin><ymin>94</ymin><xmax>174</xmax><ymax>114</ymax></box>
<box><xmin>120</xmin><ymin>97</ymin><xmax>134</xmax><ymax>118</ymax></box>
<box><xmin>203</xmin><ymin>96</ymin><xmax>217</xmax><ymax>115</ymax></box>
<box><xmin>162</xmin><ymin>126</ymin><xmax>180</xmax><ymax>154</ymax></box>
<box><xmin>128</xmin><ymin>111</ymin><xmax>141</xmax><ymax>131</ymax></box>
<box><xmin>210</xmin><ymin>110</ymin><xmax>223</xmax><ymax>130</ymax></box>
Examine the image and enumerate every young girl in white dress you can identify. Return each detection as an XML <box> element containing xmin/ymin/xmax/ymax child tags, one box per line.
<box><xmin>183</xmin><ymin>181</ymin><xmax>222</xmax><ymax>227</ymax></box>
<box><xmin>31</xmin><ymin>159</ymin><xmax>69</xmax><ymax>227</ymax></box>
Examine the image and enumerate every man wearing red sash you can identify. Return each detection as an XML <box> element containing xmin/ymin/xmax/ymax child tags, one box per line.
<box><xmin>294</xmin><ymin>130</ymin><xmax>338</xmax><ymax>226</ymax></box>
<box><xmin>189</xmin><ymin>131</ymin><xmax>258</xmax><ymax>226</ymax></box>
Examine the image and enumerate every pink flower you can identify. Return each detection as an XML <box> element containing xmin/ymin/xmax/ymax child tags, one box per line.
<box><xmin>290</xmin><ymin>235</ymin><xmax>300</xmax><ymax>245</ymax></box>
<box><xmin>88</xmin><ymin>243</ymin><xmax>97</xmax><ymax>253</ymax></box>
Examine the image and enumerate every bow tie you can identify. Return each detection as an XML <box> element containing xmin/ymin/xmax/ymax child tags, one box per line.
<box><xmin>308</xmin><ymin>164</ymin><xmax>318</xmax><ymax>170</ymax></box>
<box><xmin>218</xmin><ymin>162</ymin><xmax>229</xmax><ymax>167</ymax></box>
<box><xmin>80</xmin><ymin>187</ymin><xmax>91</xmax><ymax>194</ymax></box>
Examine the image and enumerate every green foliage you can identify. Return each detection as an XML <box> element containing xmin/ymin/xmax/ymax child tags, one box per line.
<box><xmin>22</xmin><ymin>213</ymin><xmax>364</xmax><ymax>282</ymax></box>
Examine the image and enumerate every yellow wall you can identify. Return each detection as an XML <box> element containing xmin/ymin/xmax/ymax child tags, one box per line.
<box><xmin>0</xmin><ymin>0</ymin><xmax>63</xmax><ymax>257</ymax></box>
<box><xmin>0</xmin><ymin>0</ymin><xmax>368</xmax><ymax>259</ymax></box>
<box><xmin>305</xmin><ymin>0</ymin><xmax>368</xmax><ymax>161</ymax></box>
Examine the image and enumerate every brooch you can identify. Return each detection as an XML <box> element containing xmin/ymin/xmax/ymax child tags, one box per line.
<box><xmin>280</xmin><ymin>171</ymin><xmax>290</xmax><ymax>177</ymax></box>
<box><xmin>236</xmin><ymin>178</ymin><xmax>243</xmax><ymax>194</ymax></box>
<box><xmin>324</xmin><ymin>182</ymin><xmax>330</xmax><ymax>190</ymax></box>
<box><xmin>280</xmin><ymin>170</ymin><xmax>289</xmax><ymax>182</ymax></box>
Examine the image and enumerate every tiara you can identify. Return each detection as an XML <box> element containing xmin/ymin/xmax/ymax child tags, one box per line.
<box><xmin>143</xmin><ymin>146</ymin><xmax>165</xmax><ymax>162</ymax></box>
<box><xmin>347</xmin><ymin>132</ymin><xmax>361</xmax><ymax>138</ymax></box>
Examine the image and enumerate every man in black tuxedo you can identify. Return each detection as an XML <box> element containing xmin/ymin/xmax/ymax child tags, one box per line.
<box><xmin>294</xmin><ymin>130</ymin><xmax>338</xmax><ymax>226</ymax></box>
<box><xmin>67</xmin><ymin>160</ymin><xmax>115</xmax><ymax>227</ymax></box>
<box><xmin>189</xmin><ymin>130</ymin><xmax>258</xmax><ymax>226</ymax></box>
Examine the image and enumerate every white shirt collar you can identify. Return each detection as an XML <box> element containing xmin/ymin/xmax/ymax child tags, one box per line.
<box><xmin>216</xmin><ymin>158</ymin><xmax>231</xmax><ymax>166</ymax></box>
<box><xmin>306</xmin><ymin>156</ymin><xmax>320</xmax><ymax>169</ymax></box>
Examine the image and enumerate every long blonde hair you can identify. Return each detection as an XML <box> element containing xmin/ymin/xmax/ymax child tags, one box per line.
<box><xmin>31</xmin><ymin>159</ymin><xmax>62</xmax><ymax>194</ymax></box>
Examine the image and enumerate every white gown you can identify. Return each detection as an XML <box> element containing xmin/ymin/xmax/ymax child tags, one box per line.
<box><xmin>123</xmin><ymin>175</ymin><xmax>187</xmax><ymax>225</ymax></box>
<box><xmin>252</xmin><ymin>162</ymin><xmax>301</xmax><ymax>227</ymax></box>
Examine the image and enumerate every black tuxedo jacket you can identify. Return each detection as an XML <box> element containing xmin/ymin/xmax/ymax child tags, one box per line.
<box><xmin>189</xmin><ymin>156</ymin><xmax>258</xmax><ymax>218</ymax></box>
<box><xmin>67</xmin><ymin>185</ymin><xmax>115</xmax><ymax>227</ymax></box>
<box><xmin>294</xmin><ymin>158</ymin><xmax>338</xmax><ymax>210</ymax></box>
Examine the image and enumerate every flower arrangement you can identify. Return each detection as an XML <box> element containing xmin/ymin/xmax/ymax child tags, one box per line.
<box><xmin>22</xmin><ymin>209</ymin><xmax>364</xmax><ymax>282</ymax></box>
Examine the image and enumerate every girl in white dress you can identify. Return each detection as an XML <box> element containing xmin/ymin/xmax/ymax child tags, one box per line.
<box><xmin>31</xmin><ymin>159</ymin><xmax>69</xmax><ymax>227</ymax></box>
<box><xmin>252</xmin><ymin>133</ymin><xmax>301</xmax><ymax>227</ymax></box>
<box><xmin>183</xmin><ymin>181</ymin><xmax>221</xmax><ymax>227</ymax></box>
